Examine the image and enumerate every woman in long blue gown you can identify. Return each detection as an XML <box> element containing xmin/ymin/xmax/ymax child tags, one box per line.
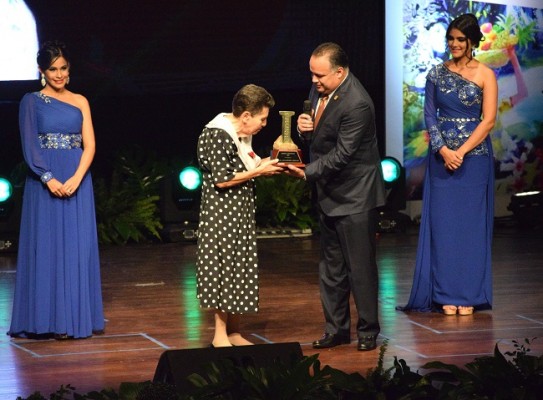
<box><xmin>8</xmin><ymin>41</ymin><xmax>104</xmax><ymax>339</ymax></box>
<box><xmin>398</xmin><ymin>14</ymin><xmax>498</xmax><ymax>315</ymax></box>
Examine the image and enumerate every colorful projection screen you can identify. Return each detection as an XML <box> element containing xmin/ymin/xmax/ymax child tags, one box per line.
<box><xmin>386</xmin><ymin>0</ymin><xmax>543</xmax><ymax>200</ymax></box>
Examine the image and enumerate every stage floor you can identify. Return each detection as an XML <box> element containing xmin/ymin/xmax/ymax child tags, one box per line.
<box><xmin>1</xmin><ymin>224</ymin><xmax>543</xmax><ymax>398</ymax></box>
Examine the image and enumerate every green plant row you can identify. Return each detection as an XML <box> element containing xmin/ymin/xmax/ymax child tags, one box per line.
<box><xmin>17</xmin><ymin>338</ymin><xmax>543</xmax><ymax>400</ymax></box>
<box><xmin>255</xmin><ymin>174</ymin><xmax>316</xmax><ymax>231</ymax></box>
<box><xmin>92</xmin><ymin>147</ymin><xmax>316</xmax><ymax>245</ymax></box>
<box><xmin>6</xmin><ymin>146</ymin><xmax>317</xmax><ymax>245</ymax></box>
<box><xmin>93</xmin><ymin>147</ymin><xmax>167</xmax><ymax>245</ymax></box>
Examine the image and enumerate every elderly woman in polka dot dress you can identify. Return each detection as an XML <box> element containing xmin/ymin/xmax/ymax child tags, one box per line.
<box><xmin>196</xmin><ymin>84</ymin><xmax>284</xmax><ymax>347</ymax></box>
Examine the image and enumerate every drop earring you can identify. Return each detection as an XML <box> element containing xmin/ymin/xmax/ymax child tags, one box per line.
<box><xmin>66</xmin><ymin>76</ymin><xmax>70</xmax><ymax>85</ymax></box>
<box><xmin>41</xmin><ymin>74</ymin><xmax>46</xmax><ymax>87</ymax></box>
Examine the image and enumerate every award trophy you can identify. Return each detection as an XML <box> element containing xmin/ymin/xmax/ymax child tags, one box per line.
<box><xmin>271</xmin><ymin>110</ymin><xmax>304</xmax><ymax>167</ymax></box>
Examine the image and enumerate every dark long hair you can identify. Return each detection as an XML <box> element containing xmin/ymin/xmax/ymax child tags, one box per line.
<box><xmin>37</xmin><ymin>40</ymin><xmax>70</xmax><ymax>70</ymax></box>
<box><xmin>446</xmin><ymin>14</ymin><xmax>484</xmax><ymax>49</ymax></box>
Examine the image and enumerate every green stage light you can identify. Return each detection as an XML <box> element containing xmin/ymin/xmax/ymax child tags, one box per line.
<box><xmin>0</xmin><ymin>177</ymin><xmax>13</xmax><ymax>203</ymax></box>
<box><xmin>381</xmin><ymin>157</ymin><xmax>401</xmax><ymax>184</ymax></box>
<box><xmin>160</xmin><ymin>166</ymin><xmax>202</xmax><ymax>242</ymax></box>
<box><xmin>377</xmin><ymin>157</ymin><xmax>408</xmax><ymax>231</ymax></box>
<box><xmin>178</xmin><ymin>166</ymin><xmax>202</xmax><ymax>191</ymax></box>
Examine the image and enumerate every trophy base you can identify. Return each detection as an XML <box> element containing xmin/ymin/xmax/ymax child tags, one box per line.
<box><xmin>271</xmin><ymin>149</ymin><xmax>305</xmax><ymax>167</ymax></box>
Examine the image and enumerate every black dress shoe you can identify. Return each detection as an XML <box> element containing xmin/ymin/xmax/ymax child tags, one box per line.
<box><xmin>312</xmin><ymin>333</ymin><xmax>351</xmax><ymax>349</ymax></box>
<box><xmin>357</xmin><ymin>335</ymin><xmax>377</xmax><ymax>351</ymax></box>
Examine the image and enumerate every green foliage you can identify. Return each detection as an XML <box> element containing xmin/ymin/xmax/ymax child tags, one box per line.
<box><xmin>15</xmin><ymin>339</ymin><xmax>543</xmax><ymax>399</ymax></box>
<box><xmin>133</xmin><ymin>381</ymin><xmax>179</xmax><ymax>400</ymax></box>
<box><xmin>94</xmin><ymin>147</ymin><xmax>168</xmax><ymax>245</ymax></box>
<box><xmin>8</xmin><ymin>161</ymin><xmax>29</xmax><ymax>186</ymax></box>
<box><xmin>15</xmin><ymin>384</ymin><xmax>120</xmax><ymax>400</ymax></box>
<box><xmin>184</xmin><ymin>354</ymin><xmax>341</xmax><ymax>399</ymax></box>
<box><xmin>255</xmin><ymin>175</ymin><xmax>316</xmax><ymax>230</ymax></box>
<box><xmin>423</xmin><ymin>337</ymin><xmax>543</xmax><ymax>399</ymax></box>
<box><xmin>178</xmin><ymin>339</ymin><xmax>440</xmax><ymax>399</ymax></box>
<box><xmin>15</xmin><ymin>382</ymin><xmax>177</xmax><ymax>400</ymax></box>
<box><xmin>93</xmin><ymin>147</ymin><xmax>319</xmax><ymax>244</ymax></box>
<box><xmin>494</xmin><ymin>13</ymin><xmax>536</xmax><ymax>50</ymax></box>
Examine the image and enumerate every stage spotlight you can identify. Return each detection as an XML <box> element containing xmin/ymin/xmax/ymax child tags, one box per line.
<box><xmin>0</xmin><ymin>176</ymin><xmax>14</xmax><ymax>219</ymax></box>
<box><xmin>507</xmin><ymin>190</ymin><xmax>543</xmax><ymax>228</ymax></box>
<box><xmin>380</xmin><ymin>156</ymin><xmax>407</xmax><ymax>211</ymax></box>
<box><xmin>159</xmin><ymin>165</ymin><xmax>203</xmax><ymax>242</ymax></box>
<box><xmin>178</xmin><ymin>166</ymin><xmax>202</xmax><ymax>193</ymax></box>
<box><xmin>176</xmin><ymin>166</ymin><xmax>202</xmax><ymax>211</ymax></box>
<box><xmin>0</xmin><ymin>177</ymin><xmax>13</xmax><ymax>202</ymax></box>
<box><xmin>377</xmin><ymin>157</ymin><xmax>410</xmax><ymax>233</ymax></box>
<box><xmin>0</xmin><ymin>176</ymin><xmax>21</xmax><ymax>252</ymax></box>
<box><xmin>381</xmin><ymin>157</ymin><xmax>402</xmax><ymax>186</ymax></box>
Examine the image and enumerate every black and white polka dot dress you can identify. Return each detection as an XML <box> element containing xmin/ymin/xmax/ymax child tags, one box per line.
<box><xmin>196</xmin><ymin>127</ymin><xmax>259</xmax><ymax>314</ymax></box>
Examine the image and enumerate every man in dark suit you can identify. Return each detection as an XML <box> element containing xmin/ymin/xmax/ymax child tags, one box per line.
<box><xmin>286</xmin><ymin>42</ymin><xmax>385</xmax><ymax>351</ymax></box>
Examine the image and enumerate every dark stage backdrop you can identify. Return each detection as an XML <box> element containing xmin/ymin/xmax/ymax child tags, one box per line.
<box><xmin>0</xmin><ymin>0</ymin><xmax>385</xmax><ymax>177</ymax></box>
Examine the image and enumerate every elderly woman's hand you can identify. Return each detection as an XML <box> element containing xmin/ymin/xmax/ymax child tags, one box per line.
<box><xmin>257</xmin><ymin>158</ymin><xmax>285</xmax><ymax>176</ymax></box>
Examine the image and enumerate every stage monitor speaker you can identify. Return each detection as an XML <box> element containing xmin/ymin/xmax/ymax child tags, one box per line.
<box><xmin>153</xmin><ymin>342</ymin><xmax>303</xmax><ymax>394</ymax></box>
<box><xmin>159</xmin><ymin>173</ymin><xmax>200</xmax><ymax>224</ymax></box>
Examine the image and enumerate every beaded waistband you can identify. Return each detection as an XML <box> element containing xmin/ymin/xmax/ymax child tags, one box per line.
<box><xmin>38</xmin><ymin>133</ymin><xmax>82</xmax><ymax>149</ymax></box>
<box><xmin>438</xmin><ymin>117</ymin><xmax>479</xmax><ymax>122</ymax></box>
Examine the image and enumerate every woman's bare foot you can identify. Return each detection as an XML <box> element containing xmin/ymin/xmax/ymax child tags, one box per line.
<box><xmin>458</xmin><ymin>306</ymin><xmax>474</xmax><ymax>315</ymax></box>
<box><xmin>227</xmin><ymin>333</ymin><xmax>254</xmax><ymax>346</ymax></box>
<box><xmin>442</xmin><ymin>305</ymin><xmax>458</xmax><ymax>315</ymax></box>
<box><xmin>211</xmin><ymin>339</ymin><xmax>233</xmax><ymax>347</ymax></box>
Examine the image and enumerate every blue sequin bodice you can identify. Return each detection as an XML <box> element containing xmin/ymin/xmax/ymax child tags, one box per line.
<box><xmin>426</xmin><ymin>64</ymin><xmax>488</xmax><ymax>155</ymax></box>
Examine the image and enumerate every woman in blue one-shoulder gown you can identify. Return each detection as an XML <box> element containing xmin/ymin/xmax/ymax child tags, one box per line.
<box><xmin>8</xmin><ymin>41</ymin><xmax>104</xmax><ymax>339</ymax></box>
<box><xmin>398</xmin><ymin>14</ymin><xmax>498</xmax><ymax>316</ymax></box>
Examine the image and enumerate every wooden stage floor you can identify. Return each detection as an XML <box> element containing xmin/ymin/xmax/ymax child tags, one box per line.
<box><xmin>1</xmin><ymin>223</ymin><xmax>543</xmax><ymax>398</ymax></box>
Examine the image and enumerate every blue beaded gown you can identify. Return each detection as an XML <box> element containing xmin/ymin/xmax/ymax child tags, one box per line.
<box><xmin>8</xmin><ymin>92</ymin><xmax>105</xmax><ymax>338</ymax></box>
<box><xmin>399</xmin><ymin>64</ymin><xmax>494</xmax><ymax>312</ymax></box>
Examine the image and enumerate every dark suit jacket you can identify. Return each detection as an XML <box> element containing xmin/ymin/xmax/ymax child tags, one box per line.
<box><xmin>303</xmin><ymin>72</ymin><xmax>386</xmax><ymax>217</ymax></box>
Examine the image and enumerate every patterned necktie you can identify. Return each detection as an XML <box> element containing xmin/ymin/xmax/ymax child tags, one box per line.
<box><xmin>313</xmin><ymin>95</ymin><xmax>328</xmax><ymax>128</ymax></box>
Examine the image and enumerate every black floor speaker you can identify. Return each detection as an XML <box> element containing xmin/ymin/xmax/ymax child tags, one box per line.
<box><xmin>153</xmin><ymin>342</ymin><xmax>303</xmax><ymax>394</ymax></box>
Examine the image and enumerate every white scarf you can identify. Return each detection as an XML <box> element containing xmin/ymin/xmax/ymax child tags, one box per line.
<box><xmin>205</xmin><ymin>113</ymin><xmax>261</xmax><ymax>171</ymax></box>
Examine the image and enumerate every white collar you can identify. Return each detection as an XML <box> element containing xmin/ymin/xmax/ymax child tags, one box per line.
<box><xmin>206</xmin><ymin>113</ymin><xmax>261</xmax><ymax>171</ymax></box>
